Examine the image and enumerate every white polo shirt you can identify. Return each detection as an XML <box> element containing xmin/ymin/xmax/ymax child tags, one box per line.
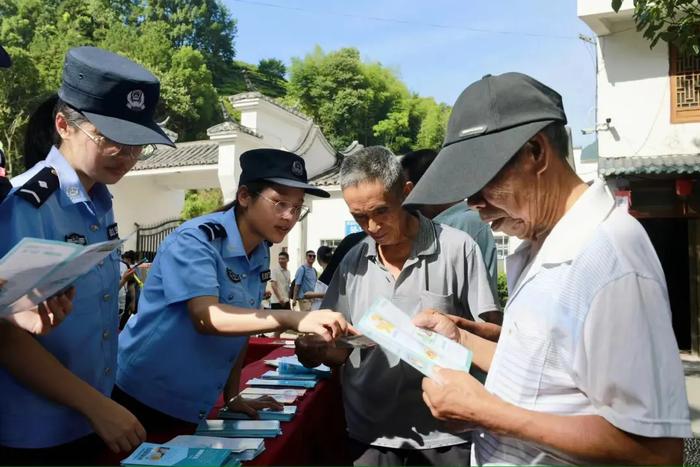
<box><xmin>473</xmin><ymin>180</ymin><xmax>692</xmax><ymax>465</ymax></box>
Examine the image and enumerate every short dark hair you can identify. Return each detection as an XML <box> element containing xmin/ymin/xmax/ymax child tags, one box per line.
<box><xmin>278</xmin><ymin>251</ymin><xmax>289</xmax><ymax>259</ymax></box>
<box><xmin>306</xmin><ymin>250</ymin><xmax>315</xmax><ymax>256</ymax></box>
<box><xmin>400</xmin><ymin>149</ymin><xmax>438</xmax><ymax>185</ymax></box>
<box><xmin>317</xmin><ymin>245</ymin><xmax>333</xmax><ymax>264</ymax></box>
<box><xmin>122</xmin><ymin>250</ymin><xmax>137</xmax><ymax>262</ymax></box>
<box><xmin>540</xmin><ymin>122</ymin><xmax>569</xmax><ymax>160</ymax></box>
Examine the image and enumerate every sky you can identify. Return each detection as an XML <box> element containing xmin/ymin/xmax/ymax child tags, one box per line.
<box><xmin>223</xmin><ymin>0</ymin><xmax>598</xmax><ymax>148</ymax></box>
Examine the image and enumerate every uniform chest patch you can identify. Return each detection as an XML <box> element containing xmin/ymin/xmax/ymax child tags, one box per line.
<box><xmin>107</xmin><ymin>223</ymin><xmax>119</xmax><ymax>240</ymax></box>
<box><xmin>65</xmin><ymin>233</ymin><xmax>87</xmax><ymax>245</ymax></box>
<box><xmin>260</xmin><ymin>270</ymin><xmax>271</xmax><ymax>282</ymax></box>
<box><xmin>227</xmin><ymin>268</ymin><xmax>241</xmax><ymax>283</ymax></box>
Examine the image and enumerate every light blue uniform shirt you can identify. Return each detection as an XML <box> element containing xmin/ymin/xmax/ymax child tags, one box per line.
<box><xmin>117</xmin><ymin>208</ymin><xmax>269</xmax><ymax>423</ymax></box>
<box><xmin>293</xmin><ymin>264</ymin><xmax>316</xmax><ymax>299</ymax></box>
<box><xmin>434</xmin><ymin>203</ymin><xmax>498</xmax><ymax>295</ymax></box>
<box><xmin>0</xmin><ymin>147</ymin><xmax>119</xmax><ymax>448</ymax></box>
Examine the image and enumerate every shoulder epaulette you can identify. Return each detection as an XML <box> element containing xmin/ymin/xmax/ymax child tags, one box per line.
<box><xmin>198</xmin><ymin>222</ymin><xmax>227</xmax><ymax>241</ymax></box>
<box><xmin>16</xmin><ymin>167</ymin><xmax>59</xmax><ymax>208</ymax></box>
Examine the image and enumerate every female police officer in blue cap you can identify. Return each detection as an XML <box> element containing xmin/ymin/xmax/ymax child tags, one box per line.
<box><xmin>0</xmin><ymin>46</ymin><xmax>174</xmax><ymax>464</ymax></box>
<box><xmin>115</xmin><ymin>148</ymin><xmax>351</xmax><ymax>435</ymax></box>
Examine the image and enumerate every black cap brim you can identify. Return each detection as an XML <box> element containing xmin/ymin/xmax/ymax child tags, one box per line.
<box><xmin>265</xmin><ymin>177</ymin><xmax>330</xmax><ymax>198</ymax></box>
<box><xmin>82</xmin><ymin>111</ymin><xmax>175</xmax><ymax>147</ymax></box>
<box><xmin>404</xmin><ymin>120</ymin><xmax>554</xmax><ymax>207</ymax></box>
<box><xmin>0</xmin><ymin>46</ymin><xmax>11</xmax><ymax>68</ymax></box>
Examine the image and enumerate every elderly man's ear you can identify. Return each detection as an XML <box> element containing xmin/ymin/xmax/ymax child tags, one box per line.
<box><xmin>526</xmin><ymin>132</ymin><xmax>553</xmax><ymax>175</ymax></box>
<box><xmin>404</xmin><ymin>181</ymin><xmax>415</xmax><ymax>197</ymax></box>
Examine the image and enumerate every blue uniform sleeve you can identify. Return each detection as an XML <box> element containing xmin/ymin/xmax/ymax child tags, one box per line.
<box><xmin>0</xmin><ymin>195</ymin><xmax>48</xmax><ymax>257</ymax></box>
<box><xmin>158</xmin><ymin>228</ymin><xmax>221</xmax><ymax>306</ymax></box>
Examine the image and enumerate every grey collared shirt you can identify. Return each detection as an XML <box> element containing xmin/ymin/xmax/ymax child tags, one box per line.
<box><xmin>322</xmin><ymin>213</ymin><xmax>497</xmax><ymax>449</ymax></box>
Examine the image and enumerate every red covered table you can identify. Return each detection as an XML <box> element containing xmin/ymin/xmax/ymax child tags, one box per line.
<box><xmin>226</xmin><ymin>345</ymin><xmax>350</xmax><ymax>465</ymax></box>
<box><xmin>101</xmin><ymin>338</ymin><xmax>349</xmax><ymax>465</ymax></box>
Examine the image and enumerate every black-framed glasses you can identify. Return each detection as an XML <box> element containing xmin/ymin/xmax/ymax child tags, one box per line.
<box><xmin>257</xmin><ymin>193</ymin><xmax>309</xmax><ymax>218</ymax></box>
<box><xmin>70</xmin><ymin>121</ymin><xmax>156</xmax><ymax>160</ymax></box>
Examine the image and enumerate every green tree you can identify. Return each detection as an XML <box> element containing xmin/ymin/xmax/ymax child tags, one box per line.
<box><xmin>0</xmin><ymin>46</ymin><xmax>47</xmax><ymax>175</ymax></box>
<box><xmin>612</xmin><ymin>0</ymin><xmax>700</xmax><ymax>54</ymax></box>
<box><xmin>416</xmin><ymin>101</ymin><xmax>451</xmax><ymax>150</ymax></box>
<box><xmin>181</xmin><ymin>188</ymin><xmax>223</xmax><ymax>219</ymax></box>
<box><xmin>286</xmin><ymin>47</ymin><xmax>408</xmax><ymax>150</ymax></box>
<box><xmin>0</xmin><ymin>0</ymin><xmax>228</xmax><ymax>173</ymax></box>
<box><xmin>258</xmin><ymin>58</ymin><xmax>286</xmax><ymax>80</ymax></box>
<box><xmin>497</xmin><ymin>272</ymin><xmax>509</xmax><ymax>308</ymax></box>
<box><xmin>140</xmin><ymin>0</ymin><xmax>237</xmax><ymax>84</ymax></box>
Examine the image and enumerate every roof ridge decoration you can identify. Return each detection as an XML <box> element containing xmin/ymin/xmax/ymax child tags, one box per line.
<box><xmin>206</xmin><ymin>120</ymin><xmax>262</xmax><ymax>138</ymax></box>
<box><xmin>229</xmin><ymin>92</ymin><xmax>311</xmax><ymax>122</ymax></box>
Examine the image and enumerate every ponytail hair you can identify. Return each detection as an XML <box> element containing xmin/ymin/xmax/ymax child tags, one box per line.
<box><xmin>23</xmin><ymin>95</ymin><xmax>87</xmax><ymax>168</ymax></box>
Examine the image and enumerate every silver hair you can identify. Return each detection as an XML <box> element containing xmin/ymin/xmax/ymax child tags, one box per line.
<box><xmin>339</xmin><ymin>146</ymin><xmax>404</xmax><ymax>193</ymax></box>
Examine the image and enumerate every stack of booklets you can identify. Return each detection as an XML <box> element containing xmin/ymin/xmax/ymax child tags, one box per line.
<box><xmin>165</xmin><ymin>435</ymin><xmax>265</xmax><ymax>463</ymax></box>
<box><xmin>261</xmin><ymin>370</ymin><xmax>318</xmax><ymax>381</ymax></box>
<box><xmin>217</xmin><ymin>405</ymin><xmax>297</xmax><ymax>422</ymax></box>
<box><xmin>120</xmin><ymin>442</ymin><xmax>240</xmax><ymax>467</ymax></box>
<box><xmin>240</xmin><ymin>387</ymin><xmax>306</xmax><ymax>401</ymax></box>
<box><xmin>265</xmin><ymin>355</ymin><xmax>332</xmax><ymax>378</ymax></box>
<box><xmin>246</xmin><ymin>377</ymin><xmax>317</xmax><ymax>389</ymax></box>
<box><xmin>195</xmin><ymin>420</ymin><xmax>282</xmax><ymax>438</ymax></box>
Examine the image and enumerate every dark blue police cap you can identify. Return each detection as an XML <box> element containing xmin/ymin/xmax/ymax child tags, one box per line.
<box><xmin>239</xmin><ymin>149</ymin><xmax>330</xmax><ymax>198</ymax></box>
<box><xmin>0</xmin><ymin>45</ymin><xmax>11</xmax><ymax>68</ymax></box>
<box><xmin>58</xmin><ymin>46</ymin><xmax>174</xmax><ymax>147</ymax></box>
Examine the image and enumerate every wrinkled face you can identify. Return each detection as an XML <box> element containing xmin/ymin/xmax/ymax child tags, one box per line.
<box><xmin>468</xmin><ymin>144</ymin><xmax>542</xmax><ymax>240</ymax></box>
<box><xmin>57</xmin><ymin>114</ymin><xmax>139</xmax><ymax>185</ymax></box>
<box><xmin>240</xmin><ymin>185</ymin><xmax>306</xmax><ymax>244</ymax></box>
<box><xmin>343</xmin><ymin>180</ymin><xmax>408</xmax><ymax>246</ymax></box>
<box><xmin>278</xmin><ymin>254</ymin><xmax>289</xmax><ymax>268</ymax></box>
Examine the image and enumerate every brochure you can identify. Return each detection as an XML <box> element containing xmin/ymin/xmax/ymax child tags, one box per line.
<box><xmin>164</xmin><ymin>435</ymin><xmax>265</xmax><ymax>462</ymax></box>
<box><xmin>218</xmin><ymin>405</ymin><xmax>297</xmax><ymax>422</ymax></box>
<box><xmin>120</xmin><ymin>442</ymin><xmax>237</xmax><ymax>466</ymax></box>
<box><xmin>195</xmin><ymin>420</ymin><xmax>282</xmax><ymax>438</ymax></box>
<box><xmin>357</xmin><ymin>296</ymin><xmax>473</xmax><ymax>378</ymax></box>
<box><xmin>260</xmin><ymin>370</ymin><xmax>318</xmax><ymax>381</ymax></box>
<box><xmin>0</xmin><ymin>237</ymin><xmax>124</xmax><ymax>315</ymax></box>
<box><xmin>246</xmin><ymin>377</ymin><xmax>316</xmax><ymax>389</ymax></box>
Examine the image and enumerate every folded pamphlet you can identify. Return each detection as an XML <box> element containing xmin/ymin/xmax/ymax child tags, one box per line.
<box><xmin>164</xmin><ymin>435</ymin><xmax>265</xmax><ymax>462</ymax></box>
<box><xmin>195</xmin><ymin>419</ymin><xmax>282</xmax><ymax>438</ymax></box>
<box><xmin>0</xmin><ymin>237</ymin><xmax>125</xmax><ymax>315</ymax></box>
<box><xmin>120</xmin><ymin>442</ymin><xmax>238</xmax><ymax>466</ymax></box>
<box><xmin>357</xmin><ymin>297</ymin><xmax>472</xmax><ymax>378</ymax></box>
<box><xmin>217</xmin><ymin>405</ymin><xmax>297</xmax><ymax>421</ymax></box>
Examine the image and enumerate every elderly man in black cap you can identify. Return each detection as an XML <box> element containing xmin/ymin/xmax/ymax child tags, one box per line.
<box><xmin>407</xmin><ymin>73</ymin><xmax>691</xmax><ymax>465</ymax></box>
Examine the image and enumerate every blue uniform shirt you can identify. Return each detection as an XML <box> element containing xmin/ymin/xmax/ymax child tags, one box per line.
<box><xmin>294</xmin><ymin>264</ymin><xmax>317</xmax><ymax>299</ymax></box>
<box><xmin>0</xmin><ymin>147</ymin><xmax>119</xmax><ymax>448</ymax></box>
<box><xmin>117</xmin><ymin>208</ymin><xmax>269</xmax><ymax>423</ymax></box>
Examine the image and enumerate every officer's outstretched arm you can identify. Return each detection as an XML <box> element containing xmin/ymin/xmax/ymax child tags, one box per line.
<box><xmin>0</xmin><ymin>321</ymin><xmax>146</xmax><ymax>453</ymax></box>
<box><xmin>187</xmin><ymin>295</ymin><xmax>351</xmax><ymax>341</ymax></box>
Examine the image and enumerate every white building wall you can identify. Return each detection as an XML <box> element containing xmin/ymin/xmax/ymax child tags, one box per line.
<box><xmin>111</xmin><ymin>176</ymin><xmax>185</xmax><ymax>250</ymax></box>
<box><xmin>597</xmin><ymin>27</ymin><xmax>700</xmax><ymax>159</ymax></box>
<box><xmin>306</xmin><ymin>192</ymin><xmax>353</xmax><ymax>250</ymax></box>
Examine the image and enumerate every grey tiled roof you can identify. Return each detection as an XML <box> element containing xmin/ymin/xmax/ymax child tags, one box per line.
<box><xmin>599</xmin><ymin>154</ymin><xmax>700</xmax><ymax>176</ymax></box>
<box><xmin>132</xmin><ymin>141</ymin><xmax>219</xmax><ymax>171</ymax></box>
<box><xmin>309</xmin><ymin>141</ymin><xmax>366</xmax><ymax>187</ymax></box>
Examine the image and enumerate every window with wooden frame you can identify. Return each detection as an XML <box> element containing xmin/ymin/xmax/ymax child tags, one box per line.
<box><xmin>670</xmin><ymin>44</ymin><xmax>700</xmax><ymax>123</ymax></box>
